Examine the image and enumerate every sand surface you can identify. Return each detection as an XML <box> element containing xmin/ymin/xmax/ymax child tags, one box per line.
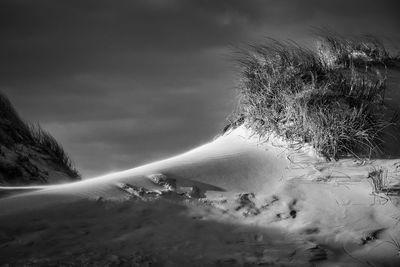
<box><xmin>1</xmin><ymin>127</ymin><xmax>400</xmax><ymax>266</ymax></box>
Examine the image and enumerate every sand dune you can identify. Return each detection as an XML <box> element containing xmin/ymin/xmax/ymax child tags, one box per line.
<box><xmin>0</xmin><ymin>127</ymin><xmax>290</xmax><ymax>210</ymax></box>
<box><xmin>1</xmin><ymin>126</ymin><xmax>400</xmax><ymax>266</ymax></box>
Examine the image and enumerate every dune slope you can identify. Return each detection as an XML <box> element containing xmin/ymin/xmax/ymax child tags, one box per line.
<box><xmin>1</xmin><ymin>127</ymin><xmax>400</xmax><ymax>266</ymax></box>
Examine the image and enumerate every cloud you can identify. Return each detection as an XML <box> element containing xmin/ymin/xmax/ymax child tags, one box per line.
<box><xmin>1</xmin><ymin>0</ymin><xmax>398</xmax><ymax>80</ymax></box>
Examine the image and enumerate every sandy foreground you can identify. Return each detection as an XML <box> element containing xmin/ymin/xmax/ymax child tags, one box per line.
<box><xmin>1</xmin><ymin>127</ymin><xmax>400</xmax><ymax>266</ymax></box>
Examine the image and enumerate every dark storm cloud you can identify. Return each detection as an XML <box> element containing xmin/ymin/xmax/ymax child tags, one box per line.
<box><xmin>0</xmin><ymin>0</ymin><xmax>252</xmax><ymax>81</ymax></box>
<box><xmin>1</xmin><ymin>0</ymin><xmax>399</xmax><ymax>176</ymax></box>
<box><xmin>1</xmin><ymin>0</ymin><xmax>398</xmax><ymax>82</ymax></box>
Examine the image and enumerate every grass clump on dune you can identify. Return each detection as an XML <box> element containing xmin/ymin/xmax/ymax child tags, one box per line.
<box><xmin>0</xmin><ymin>91</ymin><xmax>80</xmax><ymax>179</ymax></box>
<box><xmin>30</xmin><ymin>124</ymin><xmax>80</xmax><ymax>178</ymax></box>
<box><xmin>232</xmin><ymin>33</ymin><xmax>399</xmax><ymax>159</ymax></box>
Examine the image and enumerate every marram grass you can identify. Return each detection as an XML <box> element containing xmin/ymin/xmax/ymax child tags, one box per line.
<box><xmin>230</xmin><ymin>33</ymin><xmax>399</xmax><ymax>160</ymax></box>
<box><xmin>0</xmin><ymin>91</ymin><xmax>80</xmax><ymax>178</ymax></box>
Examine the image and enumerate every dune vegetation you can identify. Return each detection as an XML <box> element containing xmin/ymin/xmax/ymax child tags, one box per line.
<box><xmin>0</xmin><ymin>92</ymin><xmax>80</xmax><ymax>184</ymax></box>
<box><xmin>231</xmin><ymin>32</ymin><xmax>400</xmax><ymax>160</ymax></box>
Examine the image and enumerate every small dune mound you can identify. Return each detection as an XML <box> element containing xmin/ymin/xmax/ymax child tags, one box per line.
<box><xmin>0</xmin><ymin>91</ymin><xmax>80</xmax><ymax>185</ymax></box>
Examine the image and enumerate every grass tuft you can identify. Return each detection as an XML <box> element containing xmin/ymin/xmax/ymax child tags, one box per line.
<box><xmin>232</xmin><ymin>33</ymin><xmax>399</xmax><ymax>159</ymax></box>
<box><xmin>316</xmin><ymin>30</ymin><xmax>397</xmax><ymax>68</ymax></box>
<box><xmin>368</xmin><ymin>167</ymin><xmax>387</xmax><ymax>194</ymax></box>
<box><xmin>0</xmin><ymin>91</ymin><xmax>80</xmax><ymax>178</ymax></box>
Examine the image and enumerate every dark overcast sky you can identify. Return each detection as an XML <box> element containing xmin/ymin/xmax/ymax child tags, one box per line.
<box><xmin>1</xmin><ymin>0</ymin><xmax>399</xmax><ymax>177</ymax></box>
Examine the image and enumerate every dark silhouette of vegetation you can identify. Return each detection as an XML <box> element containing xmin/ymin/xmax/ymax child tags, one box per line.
<box><xmin>0</xmin><ymin>91</ymin><xmax>80</xmax><ymax>180</ymax></box>
<box><xmin>231</xmin><ymin>32</ymin><xmax>399</xmax><ymax>159</ymax></box>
